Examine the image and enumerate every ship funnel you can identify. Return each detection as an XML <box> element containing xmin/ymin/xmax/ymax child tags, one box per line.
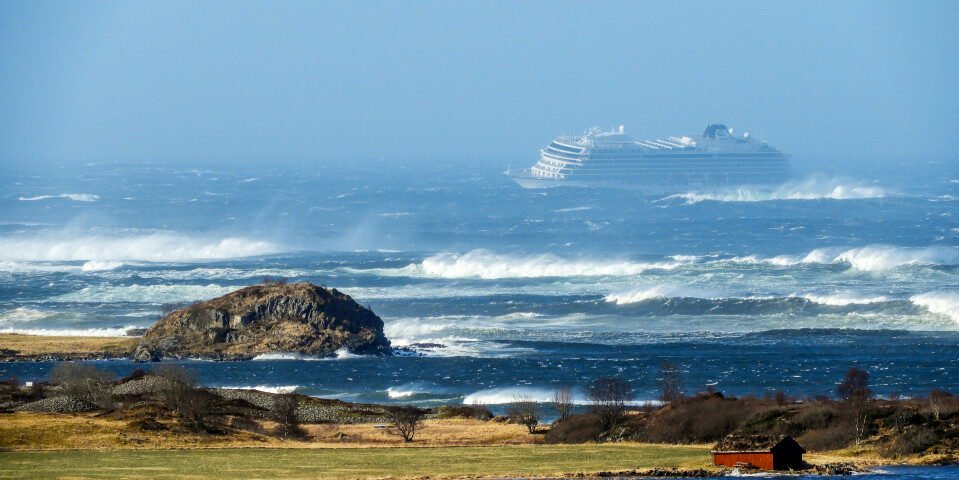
<box><xmin>618</xmin><ymin>125</ymin><xmax>625</xmax><ymax>134</ymax></box>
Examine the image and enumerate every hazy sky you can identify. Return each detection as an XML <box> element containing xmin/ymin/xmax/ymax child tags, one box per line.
<box><xmin>1</xmin><ymin>1</ymin><xmax>957</xmax><ymax>166</ymax></box>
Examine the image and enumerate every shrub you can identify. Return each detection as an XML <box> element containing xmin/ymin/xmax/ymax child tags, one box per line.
<box><xmin>387</xmin><ymin>405</ymin><xmax>426</xmax><ymax>442</ymax></box>
<box><xmin>552</xmin><ymin>385</ymin><xmax>574</xmax><ymax>422</ymax></box>
<box><xmin>587</xmin><ymin>377</ymin><xmax>634</xmax><ymax>431</ymax></box>
<box><xmin>432</xmin><ymin>404</ymin><xmax>493</xmax><ymax>420</ymax></box>
<box><xmin>273</xmin><ymin>394</ymin><xmax>304</xmax><ymax>438</ymax></box>
<box><xmin>49</xmin><ymin>363</ymin><xmax>115</xmax><ymax>408</ymax></box>
<box><xmin>545</xmin><ymin>413</ymin><xmax>605</xmax><ymax>443</ymax></box>
<box><xmin>641</xmin><ymin>396</ymin><xmax>766</xmax><ymax>444</ymax></box>
<box><xmin>880</xmin><ymin>426</ymin><xmax>936</xmax><ymax>458</ymax></box>
<box><xmin>798</xmin><ymin>424</ymin><xmax>855</xmax><ymax>451</ymax></box>
<box><xmin>659</xmin><ymin>362</ymin><xmax>684</xmax><ymax>403</ymax></box>
<box><xmin>794</xmin><ymin>404</ymin><xmax>839</xmax><ymax>430</ymax></box>
<box><xmin>120</xmin><ymin>368</ymin><xmax>147</xmax><ymax>383</ymax></box>
<box><xmin>507</xmin><ymin>395</ymin><xmax>539</xmax><ymax>433</ymax></box>
<box><xmin>151</xmin><ymin>365</ymin><xmax>209</xmax><ymax>430</ymax></box>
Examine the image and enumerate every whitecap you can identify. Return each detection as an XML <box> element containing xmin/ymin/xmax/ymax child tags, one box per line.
<box><xmin>605</xmin><ymin>284</ymin><xmax>720</xmax><ymax>305</ymax></box>
<box><xmin>0</xmin><ymin>326</ymin><xmax>140</xmax><ymax>337</ymax></box>
<box><xmin>413</xmin><ymin>249</ymin><xmax>692</xmax><ymax>279</ymax></box>
<box><xmin>910</xmin><ymin>291</ymin><xmax>959</xmax><ymax>322</ymax></box>
<box><xmin>660</xmin><ymin>176</ymin><xmax>887</xmax><ymax>204</ymax></box>
<box><xmin>18</xmin><ymin>193</ymin><xmax>100</xmax><ymax>202</ymax></box>
<box><xmin>220</xmin><ymin>385</ymin><xmax>300</xmax><ymax>394</ymax></box>
<box><xmin>81</xmin><ymin>260</ymin><xmax>124</xmax><ymax>272</ymax></box>
<box><xmin>800</xmin><ymin>292</ymin><xmax>891</xmax><ymax>306</ymax></box>
<box><xmin>53</xmin><ymin>284</ymin><xmax>234</xmax><ymax>303</ymax></box>
<box><xmin>0</xmin><ymin>233</ymin><xmax>279</xmax><ymax>262</ymax></box>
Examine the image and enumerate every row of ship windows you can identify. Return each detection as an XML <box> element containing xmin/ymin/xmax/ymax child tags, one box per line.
<box><xmin>547</xmin><ymin>143</ymin><xmax>585</xmax><ymax>155</ymax></box>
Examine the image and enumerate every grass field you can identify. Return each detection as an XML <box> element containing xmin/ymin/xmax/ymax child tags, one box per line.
<box><xmin>0</xmin><ymin>444</ymin><xmax>713</xmax><ymax>480</ymax></box>
<box><xmin>0</xmin><ymin>333</ymin><xmax>137</xmax><ymax>357</ymax></box>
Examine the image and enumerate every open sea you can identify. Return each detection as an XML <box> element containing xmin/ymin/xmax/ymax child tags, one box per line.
<box><xmin>1</xmin><ymin>159</ymin><xmax>957</xmax><ymax>411</ymax></box>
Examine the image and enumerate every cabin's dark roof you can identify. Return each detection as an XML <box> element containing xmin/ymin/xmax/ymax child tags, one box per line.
<box><xmin>713</xmin><ymin>434</ymin><xmax>806</xmax><ymax>453</ymax></box>
<box><xmin>703</xmin><ymin>124</ymin><xmax>729</xmax><ymax>139</ymax></box>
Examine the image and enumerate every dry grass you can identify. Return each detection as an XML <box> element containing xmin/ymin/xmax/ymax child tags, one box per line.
<box><xmin>0</xmin><ymin>333</ymin><xmax>137</xmax><ymax>357</ymax></box>
<box><xmin>0</xmin><ymin>413</ymin><xmax>540</xmax><ymax>451</ymax></box>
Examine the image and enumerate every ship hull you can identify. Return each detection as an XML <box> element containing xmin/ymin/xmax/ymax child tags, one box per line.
<box><xmin>505</xmin><ymin>171</ymin><xmax>786</xmax><ymax>192</ymax></box>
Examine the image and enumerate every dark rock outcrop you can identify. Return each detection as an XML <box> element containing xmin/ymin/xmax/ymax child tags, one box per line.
<box><xmin>138</xmin><ymin>282</ymin><xmax>391</xmax><ymax>360</ymax></box>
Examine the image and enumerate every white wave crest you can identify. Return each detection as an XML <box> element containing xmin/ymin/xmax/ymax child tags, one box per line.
<box><xmin>251</xmin><ymin>349</ymin><xmax>360</xmax><ymax>361</ymax></box>
<box><xmin>463</xmin><ymin>386</ymin><xmax>661</xmax><ymax>406</ymax></box>
<box><xmin>18</xmin><ymin>193</ymin><xmax>100</xmax><ymax>202</ymax></box>
<box><xmin>0</xmin><ymin>233</ymin><xmax>279</xmax><ymax>262</ymax></box>
<box><xmin>662</xmin><ymin>176</ymin><xmax>887</xmax><ymax>204</ymax></box>
<box><xmin>910</xmin><ymin>291</ymin><xmax>959</xmax><ymax>322</ymax></box>
<box><xmin>605</xmin><ymin>284</ymin><xmax>719</xmax><ymax>305</ymax></box>
<box><xmin>800</xmin><ymin>293</ymin><xmax>891</xmax><ymax>306</ymax></box>
<box><xmin>220</xmin><ymin>385</ymin><xmax>300</xmax><ymax>394</ymax></box>
<box><xmin>252</xmin><ymin>352</ymin><xmax>326</xmax><ymax>361</ymax></box>
<box><xmin>81</xmin><ymin>260</ymin><xmax>124</xmax><ymax>272</ymax></box>
<box><xmin>53</xmin><ymin>284</ymin><xmax>234</xmax><ymax>303</ymax></box>
<box><xmin>829</xmin><ymin>245</ymin><xmax>958</xmax><ymax>271</ymax></box>
<box><xmin>0</xmin><ymin>326</ymin><xmax>139</xmax><ymax>337</ymax></box>
<box><xmin>727</xmin><ymin>245</ymin><xmax>958</xmax><ymax>271</ymax></box>
<box><xmin>463</xmin><ymin>386</ymin><xmax>560</xmax><ymax>404</ymax></box>
<box><xmin>414</xmin><ymin>249</ymin><xmax>692</xmax><ymax>279</ymax></box>
<box><xmin>0</xmin><ymin>307</ymin><xmax>51</xmax><ymax>324</ymax></box>
<box><xmin>136</xmin><ymin>267</ymin><xmax>305</xmax><ymax>281</ymax></box>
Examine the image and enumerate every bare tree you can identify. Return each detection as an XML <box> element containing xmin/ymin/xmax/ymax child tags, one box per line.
<box><xmin>659</xmin><ymin>362</ymin><xmax>684</xmax><ymax>403</ymax></box>
<box><xmin>928</xmin><ymin>389</ymin><xmax>951</xmax><ymax>421</ymax></box>
<box><xmin>49</xmin><ymin>363</ymin><xmax>115</xmax><ymax>408</ymax></box>
<box><xmin>273</xmin><ymin>394</ymin><xmax>303</xmax><ymax>438</ymax></box>
<box><xmin>587</xmin><ymin>377</ymin><xmax>635</xmax><ymax>431</ymax></box>
<box><xmin>837</xmin><ymin>367</ymin><xmax>872</xmax><ymax>444</ymax></box>
<box><xmin>151</xmin><ymin>364</ymin><xmax>210</xmax><ymax>430</ymax></box>
<box><xmin>507</xmin><ymin>395</ymin><xmax>539</xmax><ymax>433</ymax></box>
<box><xmin>387</xmin><ymin>405</ymin><xmax>426</xmax><ymax>442</ymax></box>
<box><xmin>152</xmin><ymin>364</ymin><xmax>198</xmax><ymax>412</ymax></box>
<box><xmin>552</xmin><ymin>385</ymin><xmax>574</xmax><ymax>422</ymax></box>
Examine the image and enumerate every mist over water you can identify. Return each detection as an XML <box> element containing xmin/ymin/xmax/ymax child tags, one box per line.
<box><xmin>1</xmin><ymin>160</ymin><xmax>957</xmax><ymax>405</ymax></box>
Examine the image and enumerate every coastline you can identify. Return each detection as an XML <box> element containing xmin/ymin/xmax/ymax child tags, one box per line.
<box><xmin>0</xmin><ymin>333</ymin><xmax>139</xmax><ymax>362</ymax></box>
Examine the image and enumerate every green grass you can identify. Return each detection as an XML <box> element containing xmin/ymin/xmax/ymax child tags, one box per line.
<box><xmin>0</xmin><ymin>444</ymin><xmax>712</xmax><ymax>479</ymax></box>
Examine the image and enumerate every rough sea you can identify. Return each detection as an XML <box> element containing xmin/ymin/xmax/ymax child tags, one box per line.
<box><xmin>1</xmin><ymin>159</ymin><xmax>957</xmax><ymax>409</ymax></box>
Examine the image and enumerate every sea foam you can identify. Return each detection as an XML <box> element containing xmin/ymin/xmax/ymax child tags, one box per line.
<box><xmin>414</xmin><ymin>249</ymin><xmax>692</xmax><ymax>279</ymax></box>
<box><xmin>18</xmin><ymin>193</ymin><xmax>100</xmax><ymax>202</ymax></box>
<box><xmin>605</xmin><ymin>284</ymin><xmax>720</xmax><ymax>305</ymax></box>
<box><xmin>53</xmin><ymin>284</ymin><xmax>235</xmax><ymax>303</ymax></box>
<box><xmin>728</xmin><ymin>244</ymin><xmax>958</xmax><ymax>271</ymax></box>
<box><xmin>0</xmin><ymin>233</ymin><xmax>279</xmax><ymax>262</ymax></box>
<box><xmin>663</xmin><ymin>176</ymin><xmax>887</xmax><ymax>204</ymax></box>
<box><xmin>910</xmin><ymin>291</ymin><xmax>959</xmax><ymax>322</ymax></box>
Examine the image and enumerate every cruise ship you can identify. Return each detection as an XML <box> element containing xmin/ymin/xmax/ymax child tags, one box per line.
<box><xmin>505</xmin><ymin>124</ymin><xmax>790</xmax><ymax>190</ymax></box>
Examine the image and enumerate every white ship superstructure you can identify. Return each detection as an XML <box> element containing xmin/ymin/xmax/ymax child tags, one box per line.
<box><xmin>506</xmin><ymin>124</ymin><xmax>790</xmax><ymax>190</ymax></box>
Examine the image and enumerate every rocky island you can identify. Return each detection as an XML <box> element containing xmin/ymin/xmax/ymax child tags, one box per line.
<box><xmin>135</xmin><ymin>282</ymin><xmax>392</xmax><ymax>361</ymax></box>
<box><xmin>0</xmin><ymin>282</ymin><xmax>391</xmax><ymax>362</ymax></box>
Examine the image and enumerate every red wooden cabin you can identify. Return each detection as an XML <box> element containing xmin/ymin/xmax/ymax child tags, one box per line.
<box><xmin>712</xmin><ymin>434</ymin><xmax>806</xmax><ymax>470</ymax></box>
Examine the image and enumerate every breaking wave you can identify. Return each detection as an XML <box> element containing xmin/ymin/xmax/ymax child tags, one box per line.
<box><xmin>18</xmin><ymin>193</ymin><xmax>100</xmax><ymax>202</ymax></box>
<box><xmin>910</xmin><ymin>291</ymin><xmax>959</xmax><ymax>322</ymax></box>
<box><xmin>53</xmin><ymin>284</ymin><xmax>234</xmax><ymax>303</ymax></box>
<box><xmin>605</xmin><ymin>284</ymin><xmax>720</xmax><ymax>305</ymax></box>
<box><xmin>0</xmin><ymin>325</ymin><xmax>140</xmax><ymax>337</ymax></box>
<box><xmin>81</xmin><ymin>260</ymin><xmax>124</xmax><ymax>272</ymax></box>
<box><xmin>728</xmin><ymin>245</ymin><xmax>959</xmax><ymax>271</ymax></box>
<box><xmin>799</xmin><ymin>293</ymin><xmax>891</xmax><ymax>306</ymax></box>
<box><xmin>462</xmin><ymin>386</ymin><xmax>661</xmax><ymax>406</ymax></box>
<box><xmin>662</xmin><ymin>176</ymin><xmax>887</xmax><ymax>204</ymax></box>
<box><xmin>409</xmin><ymin>249</ymin><xmax>693</xmax><ymax>279</ymax></box>
<box><xmin>0</xmin><ymin>233</ymin><xmax>279</xmax><ymax>262</ymax></box>
<box><xmin>0</xmin><ymin>307</ymin><xmax>51</xmax><ymax>324</ymax></box>
<box><xmin>220</xmin><ymin>385</ymin><xmax>300</xmax><ymax>394</ymax></box>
